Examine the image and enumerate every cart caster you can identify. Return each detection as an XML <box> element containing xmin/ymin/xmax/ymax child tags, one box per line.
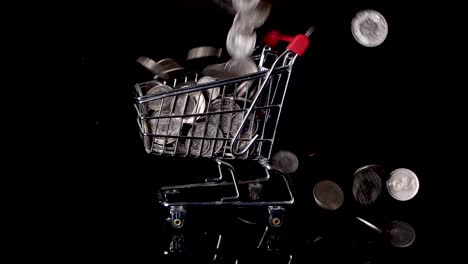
<box><xmin>169</xmin><ymin>233</ymin><xmax>185</xmax><ymax>253</ymax></box>
<box><xmin>168</xmin><ymin>206</ymin><xmax>186</xmax><ymax>229</ymax></box>
<box><xmin>268</xmin><ymin>206</ymin><xmax>285</xmax><ymax>227</ymax></box>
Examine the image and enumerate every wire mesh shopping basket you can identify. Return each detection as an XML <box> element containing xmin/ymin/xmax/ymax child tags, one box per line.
<box><xmin>134</xmin><ymin>44</ymin><xmax>304</xmax><ymax>161</ymax></box>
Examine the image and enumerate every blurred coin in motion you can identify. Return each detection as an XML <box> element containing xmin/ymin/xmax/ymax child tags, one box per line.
<box><xmin>387</xmin><ymin>168</ymin><xmax>419</xmax><ymax>201</ymax></box>
<box><xmin>234</xmin><ymin>0</ymin><xmax>271</xmax><ymax>30</ymax></box>
<box><xmin>313</xmin><ymin>180</ymin><xmax>344</xmax><ymax>211</ymax></box>
<box><xmin>226</xmin><ymin>26</ymin><xmax>257</xmax><ymax>58</ymax></box>
<box><xmin>272</xmin><ymin>150</ymin><xmax>299</xmax><ymax>174</ymax></box>
<box><xmin>232</xmin><ymin>0</ymin><xmax>260</xmax><ymax>12</ymax></box>
<box><xmin>352</xmin><ymin>165</ymin><xmax>383</xmax><ymax>206</ymax></box>
<box><xmin>356</xmin><ymin>217</ymin><xmax>382</xmax><ymax>233</ymax></box>
<box><xmin>351</xmin><ymin>9</ymin><xmax>388</xmax><ymax>47</ymax></box>
<box><xmin>385</xmin><ymin>221</ymin><xmax>416</xmax><ymax>248</ymax></box>
<box><xmin>187</xmin><ymin>46</ymin><xmax>222</xmax><ymax>60</ymax></box>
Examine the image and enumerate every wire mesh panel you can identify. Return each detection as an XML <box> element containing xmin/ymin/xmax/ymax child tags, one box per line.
<box><xmin>135</xmin><ymin>47</ymin><xmax>297</xmax><ymax>161</ymax></box>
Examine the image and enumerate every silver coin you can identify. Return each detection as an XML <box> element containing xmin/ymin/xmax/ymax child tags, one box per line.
<box><xmin>174</xmin><ymin>80</ymin><xmax>196</xmax><ymax>89</ymax></box>
<box><xmin>208</xmin><ymin>98</ymin><xmax>243</xmax><ymax>136</ymax></box>
<box><xmin>188</xmin><ymin>91</ymin><xmax>207</xmax><ymax>124</ymax></box>
<box><xmin>197</xmin><ymin>76</ymin><xmax>221</xmax><ymax>100</ymax></box>
<box><xmin>202</xmin><ymin>63</ymin><xmax>236</xmax><ymax>79</ymax></box>
<box><xmin>172</xmin><ymin>94</ymin><xmax>199</xmax><ymax>125</ymax></box>
<box><xmin>137</xmin><ymin>57</ymin><xmax>184</xmax><ymax>79</ymax></box>
<box><xmin>386</xmin><ymin>221</ymin><xmax>416</xmax><ymax>248</ymax></box>
<box><xmin>136</xmin><ymin>56</ymin><xmax>159</xmax><ymax>75</ymax></box>
<box><xmin>145</xmin><ymin>85</ymin><xmax>175</xmax><ymax>111</ymax></box>
<box><xmin>271</xmin><ymin>150</ymin><xmax>299</xmax><ymax>174</ymax></box>
<box><xmin>352</xmin><ymin>164</ymin><xmax>383</xmax><ymax>206</ymax></box>
<box><xmin>155</xmin><ymin>58</ymin><xmax>184</xmax><ymax>78</ymax></box>
<box><xmin>226</xmin><ymin>26</ymin><xmax>257</xmax><ymax>58</ymax></box>
<box><xmin>149</xmin><ymin>110</ymin><xmax>183</xmax><ymax>145</ymax></box>
<box><xmin>233</xmin><ymin>11</ymin><xmax>256</xmax><ymax>34</ymax></box>
<box><xmin>152</xmin><ymin>141</ymin><xmax>176</xmax><ymax>154</ymax></box>
<box><xmin>351</xmin><ymin>9</ymin><xmax>388</xmax><ymax>47</ymax></box>
<box><xmin>187</xmin><ymin>46</ymin><xmax>222</xmax><ymax>60</ymax></box>
<box><xmin>232</xmin><ymin>0</ymin><xmax>260</xmax><ymax>12</ymax></box>
<box><xmin>233</xmin><ymin>113</ymin><xmax>258</xmax><ymax>157</ymax></box>
<box><xmin>135</xmin><ymin>80</ymin><xmax>164</xmax><ymax>97</ymax></box>
<box><xmin>386</xmin><ymin>168</ymin><xmax>419</xmax><ymax>201</ymax></box>
<box><xmin>186</xmin><ymin>122</ymin><xmax>224</xmax><ymax>157</ymax></box>
<box><xmin>233</xmin><ymin>1</ymin><xmax>271</xmax><ymax>30</ymax></box>
<box><xmin>356</xmin><ymin>217</ymin><xmax>383</xmax><ymax>233</ymax></box>
<box><xmin>313</xmin><ymin>180</ymin><xmax>344</xmax><ymax>210</ymax></box>
<box><xmin>224</xmin><ymin>58</ymin><xmax>258</xmax><ymax>98</ymax></box>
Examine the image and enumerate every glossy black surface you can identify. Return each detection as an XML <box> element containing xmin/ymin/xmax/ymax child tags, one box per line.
<box><xmin>83</xmin><ymin>0</ymin><xmax>434</xmax><ymax>263</ymax></box>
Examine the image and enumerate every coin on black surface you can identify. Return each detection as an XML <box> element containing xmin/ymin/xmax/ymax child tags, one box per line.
<box><xmin>271</xmin><ymin>150</ymin><xmax>299</xmax><ymax>174</ymax></box>
<box><xmin>385</xmin><ymin>221</ymin><xmax>416</xmax><ymax>248</ymax></box>
<box><xmin>351</xmin><ymin>9</ymin><xmax>388</xmax><ymax>47</ymax></box>
<box><xmin>386</xmin><ymin>168</ymin><xmax>419</xmax><ymax>201</ymax></box>
<box><xmin>352</xmin><ymin>165</ymin><xmax>383</xmax><ymax>206</ymax></box>
<box><xmin>313</xmin><ymin>180</ymin><xmax>344</xmax><ymax>211</ymax></box>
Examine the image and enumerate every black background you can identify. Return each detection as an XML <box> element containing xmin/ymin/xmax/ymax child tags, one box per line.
<box><xmin>66</xmin><ymin>0</ymin><xmax>448</xmax><ymax>262</ymax></box>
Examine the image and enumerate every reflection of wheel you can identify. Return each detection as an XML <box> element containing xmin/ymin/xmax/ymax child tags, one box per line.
<box><xmin>169</xmin><ymin>206</ymin><xmax>186</xmax><ymax>229</ymax></box>
<box><xmin>269</xmin><ymin>217</ymin><xmax>282</xmax><ymax>227</ymax></box>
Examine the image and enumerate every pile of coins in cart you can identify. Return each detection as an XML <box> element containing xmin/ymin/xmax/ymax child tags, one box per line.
<box><xmin>135</xmin><ymin>0</ymin><xmax>272</xmax><ymax>157</ymax></box>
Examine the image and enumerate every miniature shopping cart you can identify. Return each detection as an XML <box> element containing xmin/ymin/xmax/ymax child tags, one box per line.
<box><xmin>134</xmin><ymin>28</ymin><xmax>313</xmax><ymax>229</ymax></box>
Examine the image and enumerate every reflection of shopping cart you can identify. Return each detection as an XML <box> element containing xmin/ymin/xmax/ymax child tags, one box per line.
<box><xmin>134</xmin><ymin>29</ymin><xmax>312</xmax><ymax>228</ymax></box>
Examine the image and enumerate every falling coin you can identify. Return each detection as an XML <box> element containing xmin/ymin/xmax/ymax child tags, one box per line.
<box><xmin>356</xmin><ymin>217</ymin><xmax>383</xmax><ymax>233</ymax></box>
<box><xmin>352</xmin><ymin>165</ymin><xmax>383</xmax><ymax>206</ymax></box>
<box><xmin>351</xmin><ymin>9</ymin><xmax>388</xmax><ymax>47</ymax></box>
<box><xmin>233</xmin><ymin>0</ymin><xmax>271</xmax><ymax>31</ymax></box>
<box><xmin>313</xmin><ymin>180</ymin><xmax>344</xmax><ymax>210</ymax></box>
<box><xmin>187</xmin><ymin>46</ymin><xmax>223</xmax><ymax>60</ymax></box>
<box><xmin>226</xmin><ymin>26</ymin><xmax>257</xmax><ymax>58</ymax></box>
<box><xmin>386</xmin><ymin>168</ymin><xmax>419</xmax><ymax>201</ymax></box>
<box><xmin>232</xmin><ymin>0</ymin><xmax>260</xmax><ymax>12</ymax></box>
<box><xmin>385</xmin><ymin>221</ymin><xmax>416</xmax><ymax>248</ymax></box>
<box><xmin>271</xmin><ymin>150</ymin><xmax>299</xmax><ymax>174</ymax></box>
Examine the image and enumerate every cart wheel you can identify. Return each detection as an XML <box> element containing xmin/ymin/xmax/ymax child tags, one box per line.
<box><xmin>268</xmin><ymin>206</ymin><xmax>285</xmax><ymax>227</ymax></box>
<box><xmin>171</xmin><ymin>218</ymin><xmax>184</xmax><ymax>228</ymax></box>
<box><xmin>169</xmin><ymin>206</ymin><xmax>186</xmax><ymax>229</ymax></box>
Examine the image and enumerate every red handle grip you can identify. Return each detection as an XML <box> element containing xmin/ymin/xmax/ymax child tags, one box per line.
<box><xmin>262</xmin><ymin>27</ymin><xmax>313</xmax><ymax>56</ymax></box>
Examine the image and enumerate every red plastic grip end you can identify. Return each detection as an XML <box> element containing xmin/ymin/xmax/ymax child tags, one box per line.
<box><xmin>263</xmin><ymin>30</ymin><xmax>281</xmax><ymax>48</ymax></box>
<box><xmin>286</xmin><ymin>34</ymin><xmax>310</xmax><ymax>56</ymax></box>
